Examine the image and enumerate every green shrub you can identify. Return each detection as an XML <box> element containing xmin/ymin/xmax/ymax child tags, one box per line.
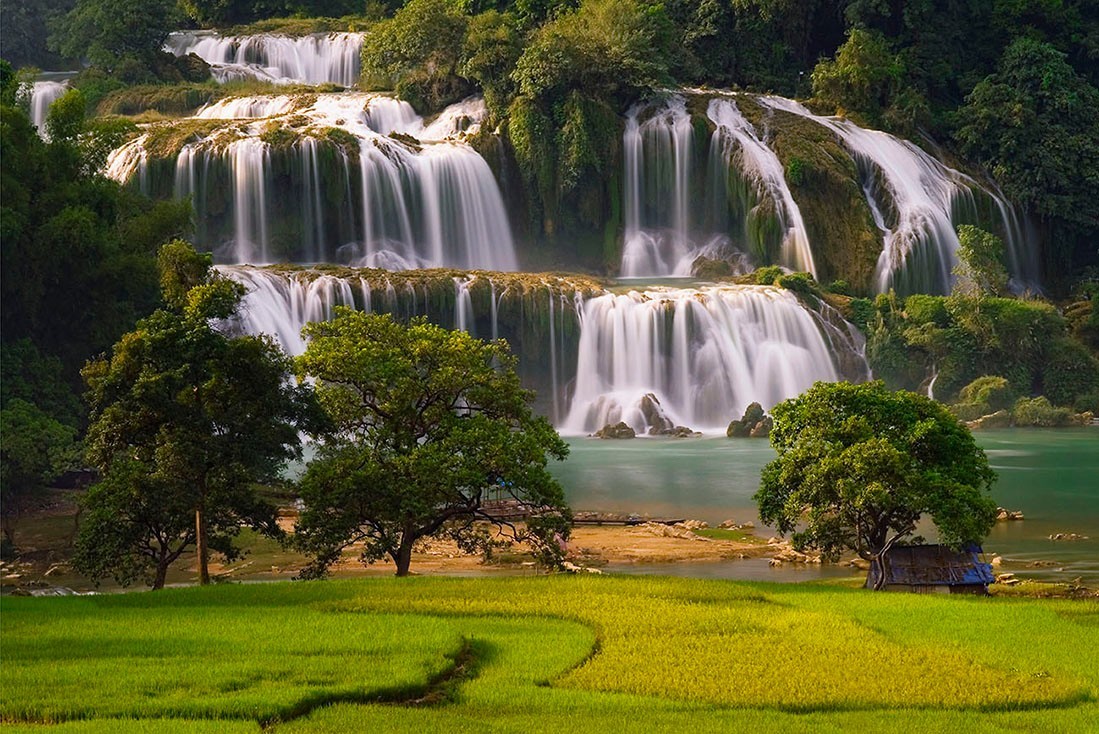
<box><xmin>827</xmin><ymin>279</ymin><xmax>850</xmax><ymax>296</ymax></box>
<box><xmin>777</xmin><ymin>271</ymin><xmax>818</xmax><ymax>297</ymax></box>
<box><xmin>903</xmin><ymin>294</ymin><xmax>950</xmax><ymax>326</ymax></box>
<box><xmin>958</xmin><ymin>376</ymin><xmax>1015</xmax><ymax>413</ymax></box>
<box><xmin>1012</xmin><ymin>396</ymin><xmax>1076</xmax><ymax>427</ymax></box>
<box><xmin>785</xmin><ymin>156</ymin><xmax>807</xmax><ymax>186</ymax></box>
<box><xmin>754</xmin><ymin>266</ymin><xmax>783</xmax><ymax>286</ymax></box>
<box><xmin>1041</xmin><ymin>337</ymin><xmax>1099</xmax><ymax>408</ymax></box>
<box><xmin>1073</xmin><ymin>389</ymin><xmax>1099</xmax><ymax>414</ymax></box>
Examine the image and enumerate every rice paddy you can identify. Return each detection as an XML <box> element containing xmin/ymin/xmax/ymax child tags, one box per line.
<box><xmin>3</xmin><ymin>576</ymin><xmax>1097</xmax><ymax>732</ymax></box>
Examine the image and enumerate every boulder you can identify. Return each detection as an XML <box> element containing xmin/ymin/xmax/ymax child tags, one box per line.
<box><xmin>727</xmin><ymin>402</ymin><xmax>771</xmax><ymax>438</ymax></box>
<box><xmin>749</xmin><ymin>415</ymin><xmax>773</xmax><ymax>438</ymax></box>
<box><xmin>639</xmin><ymin>393</ymin><xmax>674</xmax><ymax>434</ymax></box>
<box><xmin>594</xmin><ymin>421</ymin><xmax>636</xmax><ymax>439</ymax></box>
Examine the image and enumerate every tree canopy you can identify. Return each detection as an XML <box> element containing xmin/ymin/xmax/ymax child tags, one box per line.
<box><xmin>294</xmin><ymin>310</ymin><xmax>571</xmax><ymax>577</ymax></box>
<box><xmin>754</xmin><ymin>381</ymin><xmax>998</xmax><ymax>589</ymax></box>
<box><xmin>75</xmin><ymin>242</ymin><xmax>317</xmax><ymax>589</ymax></box>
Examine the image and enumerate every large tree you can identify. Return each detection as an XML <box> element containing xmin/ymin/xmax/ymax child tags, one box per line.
<box><xmin>75</xmin><ymin>242</ymin><xmax>316</xmax><ymax>589</ymax></box>
<box><xmin>754</xmin><ymin>381</ymin><xmax>998</xmax><ymax>589</ymax></box>
<box><xmin>295</xmin><ymin>310</ymin><xmax>570</xmax><ymax>577</ymax></box>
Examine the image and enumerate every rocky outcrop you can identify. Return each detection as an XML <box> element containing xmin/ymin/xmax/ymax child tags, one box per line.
<box><xmin>727</xmin><ymin>402</ymin><xmax>771</xmax><ymax>438</ymax></box>
<box><xmin>639</xmin><ymin>393</ymin><xmax>674</xmax><ymax>434</ymax></box>
<box><xmin>995</xmin><ymin>507</ymin><xmax>1024</xmax><ymax>521</ymax></box>
<box><xmin>594</xmin><ymin>421</ymin><xmax>636</xmax><ymax>439</ymax></box>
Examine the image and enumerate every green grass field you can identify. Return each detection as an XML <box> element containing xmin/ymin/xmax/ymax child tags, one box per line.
<box><xmin>3</xmin><ymin>576</ymin><xmax>1097</xmax><ymax>732</ymax></box>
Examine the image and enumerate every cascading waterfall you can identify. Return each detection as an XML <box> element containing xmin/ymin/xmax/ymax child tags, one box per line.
<box><xmin>222</xmin><ymin>267</ymin><xmax>866</xmax><ymax>434</ymax></box>
<box><xmin>757</xmin><ymin>95</ymin><xmax>1037</xmax><ymax>294</ymax></box>
<box><xmin>562</xmin><ymin>286</ymin><xmax>845</xmax><ymax>434</ymax></box>
<box><xmin>621</xmin><ymin>97</ymin><xmax>699</xmax><ymax>277</ymax></box>
<box><xmin>707</xmin><ymin>98</ymin><xmax>815</xmax><ymax>275</ymax></box>
<box><xmin>621</xmin><ymin>94</ymin><xmax>817</xmax><ymax>279</ymax></box>
<box><xmin>165</xmin><ymin>31</ymin><xmax>364</xmax><ymax>86</ymax></box>
<box><xmin>28</xmin><ymin>80</ymin><xmax>69</xmax><ymax>135</ymax></box>
<box><xmin>106</xmin><ymin>93</ymin><xmax>518</xmax><ymax>271</ymax></box>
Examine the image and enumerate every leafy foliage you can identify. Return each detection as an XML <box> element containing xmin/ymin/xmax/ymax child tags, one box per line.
<box><xmin>361</xmin><ymin>0</ymin><xmax>472</xmax><ymax>111</ymax></box>
<box><xmin>1</xmin><ymin>72</ymin><xmax>190</xmax><ymax>427</ymax></box>
<box><xmin>75</xmin><ymin>243</ymin><xmax>316</xmax><ymax>589</ymax></box>
<box><xmin>0</xmin><ymin>400</ymin><xmax>78</xmax><ymax>547</ymax></box>
<box><xmin>953</xmin><ymin>225</ymin><xmax>1009</xmax><ymax>298</ymax></box>
<box><xmin>48</xmin><ymin>0</ymin><xmax>181</xmax><ymax>72</ymax></box>
<box><xmin>957</xmin><ymin>38</ymin><xmax>1099</xmax><ymax>278</ymax></box>
<box><xmin>295</xmin><ymin>310</ymin><xmax>570</xmax><ymax>577</ymax></box>
<box><xmin>755</xmin><ymin>381</ymin><xmax>997</xmax><ymax>586</ymax></box>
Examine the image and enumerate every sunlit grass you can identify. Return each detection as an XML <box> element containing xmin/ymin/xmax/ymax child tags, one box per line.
<box><xmin>3</xmin><ymin>576</ymin><xmax>1097</xmax><ymax>732</ymax></box>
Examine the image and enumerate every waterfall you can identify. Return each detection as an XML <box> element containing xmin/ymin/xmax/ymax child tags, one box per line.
<box><xmin>454</xmin><ymin>276</ymin><xmax>475</xmax><ymax>334</ymax></box>
<box><xmin>621</xmin><ymin>97</ymin><xmax>698</xmax><ymax>277</ymax></box>
<box><xmin>757</xmin><ymin>96</ymin><xmax>1036</xmax><ymax>294</ymax></box>
<box><xmin>707</xmin><ymin>98</ymin><xmax>815</xmax><ymax>275</ymax></box>
<box><xmin>165</xmin><ymin>31</ymin><xmax>364</xmax><ymax>86</ymax></box>
<box><xmin>621</xmin><ymin>94</ymin><xmax>815</xmax><ymax>279</ymax></box>
<box><xmin>105</xmin><ymin>94</ymin><xmax>516</xmax><ymax>270</ymax></box>
<box><xmin>29</xmin><ymin>81</ymin><xmax>69</xmax><ymax>135</ymax></box>
<box><xmin>562</xmin><ymin>285</ymin><xmax>843</xmax><ymax>435</ymax></box>
<box><xmin>229</xmin><ymin>138</ymin><xmax>271</xmax><ymax>262</ymax></box>
<box><xmin>223</xmin><ymin>268</ymin><xmax>864</xmax><ymax>433</ymax></box>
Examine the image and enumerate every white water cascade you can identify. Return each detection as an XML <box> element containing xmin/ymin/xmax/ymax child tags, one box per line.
<box><xmin>621</xmin><ymin>97</ymin><xmax>700</xmax><ymax>277</ymax></box>
<box><xmin>165</xmin><ymin>31</ymin><xmax>364</xmax><ymax>86</ymax></box>
<box><xmin>28</xmin><ymin>80</ymin><xmax>69</xmax><ymax>135</ymax></box>
<box><xmin>106</xmin><ymin>93</ymin><xmax>517</xmax><ymax>270</ymax></box>
<box><xmin>562</xmin><ymin>285</ymin><xmax>845</xmax><ymax>434</ymax></box>
<box><xmin>621</xmin><ymin>94</ymin><xmax>818</xmax><ymax>279</ymax></box>
<box><xmin>707</xmin><ymin>98</ymin><xmax>815</xmax><ymax>275</ymax></box>
<box><xmin>757</xmin><ymin>96</ymin><xmax>1037</xmax><ymax>294</ymax></box>
<box><xmin>222</xmin><ymin>268</ymin><xmax>863</xmax><ymax>433</ymax></box>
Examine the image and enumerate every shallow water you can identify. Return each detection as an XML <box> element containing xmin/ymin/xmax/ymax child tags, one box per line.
<box><xmin>551</xmin><ymin>428</ymin><xmax>1099</xmax><ymax>582</ymax></box>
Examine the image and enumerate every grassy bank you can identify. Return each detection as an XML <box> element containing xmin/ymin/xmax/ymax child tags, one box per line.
<box><xmin>3</xmin><ymin>576</ymin><xmax>1097</xmax><ymax>732</ymax></box>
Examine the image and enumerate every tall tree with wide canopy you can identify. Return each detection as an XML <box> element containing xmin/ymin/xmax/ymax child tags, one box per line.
<box><xmin>754</xmin><ymin>381</ymin><xmax>997</xmax><ymax>589</ymax></box>
<box><xmin>75</xmin><ymin>241</ymin><xmax>316</xmax><ymax>589</ymax></box>
<box><xmin>295</xmin><ymin>310</ymin><xmax>570</xmax><ymax>577</ymax></box>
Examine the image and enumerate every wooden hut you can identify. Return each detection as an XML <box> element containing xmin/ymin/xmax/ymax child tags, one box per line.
<box><xmin>865</xmin><ymin>544</ymin><xmax>994</xmax><ymax>594</ymax></box>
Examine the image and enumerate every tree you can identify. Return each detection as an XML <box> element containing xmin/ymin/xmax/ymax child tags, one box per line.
<box><xmin>952</xmin><ymin>225</ymin><xmax>1009</xmax><ymax>298</ymax></box>
<box><xmin>754</xmin><ymin>381</ymin><xmax>997</xmax><ymax>589</ymax></box>
<box><xmin>295</xmin><ymin>310</ymin><xmax>571</xmax><ymax>577</ymax></box>
<box><xmin>0</xmin><ymin>400</ymin><xmax>78</xmax><ymax>549</ymax></box>
<box><xmin>75</xmin><ymin>242</ymin><xmax>316</xmax><ymax>589</ymax></box>
<box><xmin>361</xmin><ymin>0</ymin><xmax>473</xmax><ymax>112</ymax></box>
<box><xmin>956</xmin><ymin>38</ymin><xmax>1099</xmax><ymax>276</ymax></box>
<box><xmin>48</xmin><ymin>0</ymin><xmax>181</xmax><ymax>73</ymax></box>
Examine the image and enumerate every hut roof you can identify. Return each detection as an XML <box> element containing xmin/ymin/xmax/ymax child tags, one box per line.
<box><xmin>869</xmin><ymin>544</ymin><xmax>994</xmax><ymax>587</ymax></box>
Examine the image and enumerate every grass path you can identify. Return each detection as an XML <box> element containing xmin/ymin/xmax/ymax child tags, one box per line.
<box><xmin>3</xmin><ymin>576</ymin><xmax>1098</xmax><ymax>732</ymax></box>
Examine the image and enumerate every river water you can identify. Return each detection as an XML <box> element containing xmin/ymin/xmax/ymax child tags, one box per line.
<box><xmin>550</xmin><ymin>428</ymin><xmax>1099</xmax><ymax>582</ymax></box>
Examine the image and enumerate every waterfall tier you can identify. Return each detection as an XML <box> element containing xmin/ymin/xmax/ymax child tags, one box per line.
<box><xmin>622</xmin><ymin>91</ymin><xmax>1038</xmax><ymax>294</ymax></box>
<box><xmin>165</xmin><ymin>31</ymin><xmax>364</xmax><ymax>86</ymax></box>
<box><xmin>25</xmin><ymin>80</ymin><xmax>69</xmax><ymax>136</ymax></box>
<box><xmin>222</xmin><ymin>266</ymin><xmax>867</xmax><ymax>433</ymax></box>
<box><xmin>106</xmin><ymin>94</ymin><xmax>514</xmax><ymax>270</ymax></box>
<box><xmin>562</xmin><ymin>286</ymin><xmax>848</xmax><ymax>434</ymax></box>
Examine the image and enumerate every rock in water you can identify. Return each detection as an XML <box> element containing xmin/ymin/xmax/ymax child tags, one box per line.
<box><xmin>727</xmin><ymin>402</ymin><xmax>771</xmax><ymax>438</ymax></box>
<box><xmin>639</xmin><ymin>393</ymin><xmax>675</xmax><ymax>434</ymax></box>
<box><xmin>595</xmin><ymin>421</ymin><xmax>636</xmax><ymax>439</ymax></box>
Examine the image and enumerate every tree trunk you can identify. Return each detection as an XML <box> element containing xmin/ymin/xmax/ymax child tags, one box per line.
<box><xmin>394</xmin><ymin>540</ymin><xmax>413</xmax><ymax>577</ymax></box>
<box><xmin>195</xmin><ymin>507</ymin><xmax>210</xmax><ymax>585</ymax></box>
<box><xmin>153</xmin><ymin>559</ymin><xmax>169</xmax><ymax>591</ymax></box>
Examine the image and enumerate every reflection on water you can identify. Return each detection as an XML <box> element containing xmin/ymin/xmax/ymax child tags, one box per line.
<box><xmin>550</xmin><ymin>428</ymin><xmax>1099</xmax><ymax>582</ymax></box>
